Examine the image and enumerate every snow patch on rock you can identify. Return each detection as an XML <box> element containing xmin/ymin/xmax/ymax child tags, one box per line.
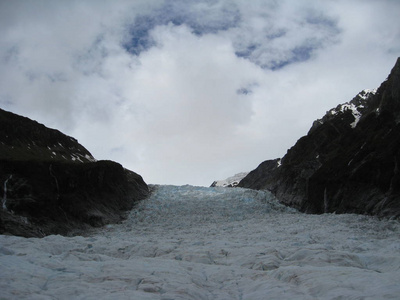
<box><xmin>323</xmin><ymin>89</ymin><xmax>377</xmax><ymax>128</ymax></box>
<box><xmin>210</xmin><ymin>172</ymin><xmax>249</xmax><ymax>187</ymax></box>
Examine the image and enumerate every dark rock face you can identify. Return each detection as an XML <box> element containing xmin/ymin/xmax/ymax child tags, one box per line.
<box><xmin>0</xmin><ymin>109</ymin><xmax>149</xmax><ymax>237</ymax></box>
<box><xmin>239</xmin><ymin>58</ymin><xmax>400</xmax><ymax>218</ymax></box>
<box><xmin>0</xmin><ymin>108</ymin><xmax>95</xmax><ymax>163</ymax></box>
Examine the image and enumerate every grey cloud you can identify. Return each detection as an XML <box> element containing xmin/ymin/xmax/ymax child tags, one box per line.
<box><xmin>121</xmin><ymin>0</ymin><xmax>341</xmax><ymax>70</ymax></box>
<box><xmin>228</xmin><ymin>1</ymin><xmax>341</xmax><ymax>69</ymax></box>
<box><xmin>0</xmin><ymin>0</ymin><xmax>399</xmax><ymax>186</ymax></box>
<box><xmin>122</xmin><ymin>0</ymin><xmax>241</xmax><ymax>55</ymax></box>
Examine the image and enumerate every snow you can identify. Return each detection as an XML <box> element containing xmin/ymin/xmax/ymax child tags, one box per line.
<box><xmin>70</xmin><ymin>153</ymin><xmax>96</xmax><ymax>163</ymax></box>
<box><xmin>211</xmin><ymin>172</ymin><xmax>248</xmax><ymax>187</ymax></box>
<box><xmin>328</xmin><ymin>102</ymin><xmax>362</xmax><ymax>128</ymax></box>
<box><xmin>277</xmin><ymin>159</ymin><xmax>282</xmax><ymax>167</ymax></box>
<box><xmin>1</xmin><ymin>184</ymin><xmax>400</xmax><ymax>299</ymax></box>
<box><xmin>346</xmin><ymin>104</ymin><xmax>362</xmax><ymax>128</ymax></box>
<box><xmin>85</xmin><ymin>154</ymin><xmax>96</xmax><ymax>162</ymax></box>
<box><xmin>326</xmin><ymin>89</ymin><xmax>377</xmax><ymax>128</ymax></box>
<box><xmin>344</xmin><ymin>89</ymin><xmax>376</xmax><ymax>128</ymax></box>
<box><xmin>359</xmin><ymin>88</ymin><xmax>377</xmax><ymax>100</ymax></box>
<box><xmin>71</xmin><ymin>155</ymin><xmax>83</xmax><ymax>163</ymax></box>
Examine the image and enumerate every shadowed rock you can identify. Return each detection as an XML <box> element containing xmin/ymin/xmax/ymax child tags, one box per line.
<box><xmin>239</xmin><ymin>58</ymin><xmax>400</xmax><ymax>218</ymax></box>
<box><xmin>0</xmin><ymin>109</ymin><xmax>149</xmax><ymax>237</ymax></box>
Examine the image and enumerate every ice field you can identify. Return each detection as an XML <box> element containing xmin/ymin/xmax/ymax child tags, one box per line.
<box><xmin>1</xmin><ymin>185</ymin><xmax>400</xmax><ymax>299</ymax></box>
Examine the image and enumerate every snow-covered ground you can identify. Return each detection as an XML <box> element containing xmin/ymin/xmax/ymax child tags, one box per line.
<box><xmin>1</xmin><ymin>185</ymin><xmax>400</xmax><ymax>299</ymax></box>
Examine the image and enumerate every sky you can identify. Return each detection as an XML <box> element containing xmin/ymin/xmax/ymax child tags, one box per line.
<box><xmin>0</xmin><ymin>0</ymin><xmax>399</xmax><ymax>186</ymax></box>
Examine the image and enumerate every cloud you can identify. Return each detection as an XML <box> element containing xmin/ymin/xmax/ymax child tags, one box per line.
<box><xmin>122</xmin><ymin>0</ymin><xmax>241</xmax><ymax>55</ymax></box>
<box><xmin>0</xmin><ymin>0</ymin><xmax>399</xmax><ymax>186</ymax></box>
<box><xmin>228</xmin><ymin>0</ymin><xmax>341</xmax><ymax>69</ymax></box>
<box><xmin>93</xmin><ymin>23</ymin><xmax>264</xmax><ymax>184</ymax></box>
<box><xmin>122</xmin><ymin>0</ymin><xmax>341</xmax><ymax>70</ymax></box>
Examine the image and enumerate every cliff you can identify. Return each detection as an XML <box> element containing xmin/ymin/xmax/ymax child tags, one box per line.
<box><xmin>239</xmin><ymin>58</ymin><xmax>400</xmax><ymax>218</ymax></box>
<box><xmin>0</xmin><ymin>109</ymin><xmax>149</xmax><ymax>237</ymax></box>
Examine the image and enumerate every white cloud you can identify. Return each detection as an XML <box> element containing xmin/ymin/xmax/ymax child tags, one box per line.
<box><xmin>0</xmin><ymin>0</ymin><xmax>399</xmax><ymax>186</ymax></box>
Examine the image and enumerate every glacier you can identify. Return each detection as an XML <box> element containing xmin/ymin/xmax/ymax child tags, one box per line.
<box><xmin>1</xmin><ymin>184</ymin><xmax>400</xmax><ymax>299</ymax></box>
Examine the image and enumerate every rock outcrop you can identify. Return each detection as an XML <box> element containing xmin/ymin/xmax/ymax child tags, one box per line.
<box><xmin>239</xmin><ymin>58</ymin><xmax>400</xmax><ymax>218</ymax></box>
<box><xmin>0</xmin><ymin>108</ymin><xmax>149</xmax><ymax>237</ymax></box>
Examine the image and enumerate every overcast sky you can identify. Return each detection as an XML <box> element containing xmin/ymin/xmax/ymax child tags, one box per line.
<box><xmin>1</xmin><ymin>0</ymin><xmax>399</xmax><ymax>186</ymax></box>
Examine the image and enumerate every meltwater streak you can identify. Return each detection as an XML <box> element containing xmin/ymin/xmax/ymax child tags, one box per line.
<box><xmin>2</xmin><ymin>175</ymin><xmax>12</xmax><ymax>211</ymax></box>
<box><xmin>1</xmin><ymin>185</ymin><xmax>400</xmax><ymax>299</ymax></box>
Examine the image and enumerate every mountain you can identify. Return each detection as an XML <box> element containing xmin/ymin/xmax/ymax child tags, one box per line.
<box><xmin>0</xmin><ymin>108</ymin><xmax>149</xmax><ymax>237</ymax></box>
<box><xmin>239</xmin><ymin>57</ymin><xmax>400</xmax><ymax>218</ymax></box>
<box><xmin>210</xmin><ymin>172</ymin><xmax>249</xmax><ymax>187</ymax></box>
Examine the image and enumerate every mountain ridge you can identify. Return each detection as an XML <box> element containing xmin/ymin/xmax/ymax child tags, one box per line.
<box><xmin>0</xmin><ymin>108</ymin><xmax>149</xmax><ymax>237</ymax></box>
<box><xmin>0</xmin><ymin>108</ymin><xmax>95</xmax><ymax>163</ymax></box>
<box><xmin>238</xmin><ymin>57</ymin><xmax>400</xmax><ymax>218</ymax></box>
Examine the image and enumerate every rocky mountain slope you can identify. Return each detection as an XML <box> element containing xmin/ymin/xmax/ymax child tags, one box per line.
<box><xmin>0</xmin><ymin>109</ymin><xmax>149</xmax><ymax>237</ymax></box>
<box><xmin>239</xmin><ymin>58</ymin><xmax>400</xmax><ymax>218</ymax></box>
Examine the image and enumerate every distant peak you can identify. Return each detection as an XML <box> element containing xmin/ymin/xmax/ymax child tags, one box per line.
<box><xmin>311</xmin><ymin>88</ymin><xmax>377</xmax><ymax>131</ymax></box>
<box><xmin>210</xmin><ymin>172</ymin><xmax>249</xmax><ymax>187</ymax></box>
<box><xmin>358</xmin><ymin>88</ymin><xmax>377</xmax><ymax>100</ymax></box>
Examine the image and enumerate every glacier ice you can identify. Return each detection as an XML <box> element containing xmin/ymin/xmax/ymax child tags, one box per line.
<box><xmin>1</xmin><ymin>184</ymin><xmax>400</xmax><ymax>299</ymax></box>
